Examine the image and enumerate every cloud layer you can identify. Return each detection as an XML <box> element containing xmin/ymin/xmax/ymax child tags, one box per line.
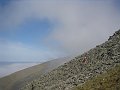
<box><xmin>0</xmin><ymin>0</ymin><xmax>120</xmax><ymax>62</ymax></box>
<box><xmin>0</xmin><ymin>40</ymin><xmax>59</xmax><ymax>62</ymax></box>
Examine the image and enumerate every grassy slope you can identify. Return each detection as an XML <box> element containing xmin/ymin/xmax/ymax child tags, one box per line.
<box><xmin>0</xmin><ymin>62</ymin><xmax>48</xmax><ymax>90</ymax></box>
<box><xmin>0</xmin><ymin>57</ymin><xmax>72</xmax><ymax>90</ymax></box>
<box><xmin>73</xmin><ymin>65</ymin><xmax>120</xmax><ymax>90</ymax></box>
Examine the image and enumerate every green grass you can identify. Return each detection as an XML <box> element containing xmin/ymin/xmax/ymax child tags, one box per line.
<box><xmin>73</xmin><ymin>65</ymin><xmax>120</xmax><ymax>90</ymax></box>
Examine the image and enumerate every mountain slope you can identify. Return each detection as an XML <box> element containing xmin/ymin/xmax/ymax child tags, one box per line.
<box><xmin>0</xmin><ymin>57</ymin><xmax>73</xmax><ymax>90</ymax></box>
<box><xmin>20</xmin><ymin>29</ymin><xmax>120</xmax><ymax>90</ymax></box>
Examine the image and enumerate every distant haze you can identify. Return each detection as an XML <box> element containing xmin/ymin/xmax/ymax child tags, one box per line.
<box><xmin>0</xmin><ymin>62</ymin><xmax>39</xmax><ymax>78</ymax></box>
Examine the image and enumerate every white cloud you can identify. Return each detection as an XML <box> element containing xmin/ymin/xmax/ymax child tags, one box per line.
<box><xmin>0</xmin><ymin>0</ymin><xmax>120</xmax><ymax>55</ymax></box>
<box><xmin>0</xmin><ymin>40</ymin><xmax>59</xmax><ymax>62</ymax></box>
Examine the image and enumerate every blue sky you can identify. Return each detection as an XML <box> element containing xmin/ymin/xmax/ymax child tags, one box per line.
<box><xmin>0</xmin><ymin>0</ymin><xmax>120</xmax><ymax>62</ymax></box>
<box><xmin>0</xmin><ymin>18</ymin><xmax>53</xmax><ymax>46</ymax></box>
<box><xmin>0</xmin><ymin>0</ymin><xmax>11</xmax><ymax>6</ymax></box>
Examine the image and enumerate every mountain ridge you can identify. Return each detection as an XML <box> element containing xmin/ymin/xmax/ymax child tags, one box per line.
<box><xmin>20</xmin><ymin>29</ymin><xmax>120</xmax><ymax>90</ymax></box>
<box><xmin>0</xmin><ymin>29</ymin><xmax>120</xmax><ymax>90</ymax></box>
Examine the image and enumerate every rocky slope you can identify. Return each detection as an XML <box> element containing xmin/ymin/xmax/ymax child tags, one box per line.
<box><xmin>73</xmin><ymin>64</ymin><xmax>120</xmax><ymax>90</ymax></box>
<box><xmin>0</xmin><ymin>57</ymin><xmax>73</xmax><ymax>90</ymax></box>
<box><xmin>20</xmin><ymin>29</ymin><xmax>120</xmax><ymax>90</ymax></box>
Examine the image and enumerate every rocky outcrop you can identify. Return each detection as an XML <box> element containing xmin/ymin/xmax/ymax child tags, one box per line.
<box><xmin>20</xmin><ymin>29</ymin><xmax>120</xmax><ymax>90</ymax></box>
